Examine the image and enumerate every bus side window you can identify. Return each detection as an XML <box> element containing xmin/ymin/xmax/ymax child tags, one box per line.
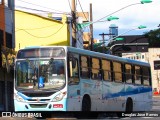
<box><xmin>80</xmin><ymin>56</ymin><xmax>90</xmax><ymax>79</ymax></box>
<box><xmin>134</xmin><ymin>66</ymin><xmax>142</xmax><ymax>85</ymax></box>
<box><xmin>91</xmin><ymin>58</ymin><xmax>101</xmax><ymax>80</ymax></box>
<box><xmin>102</xmin><ymin>59</ymin><xmax>111</xmax><ymax>81</ymax></box>
<box><xmin>113</xmin><ymin>61</ymin><xmax>122</xmax><ymax>82</ymax></box>
<box><xmin>125</xmin><ymin>64</ymin><xmax>133</xmax><ymax>84</ymax></box>
<box><xmin>142</xmin><ymin>67</ymin><xmax>150</xmax><ymax>86</ymax></box>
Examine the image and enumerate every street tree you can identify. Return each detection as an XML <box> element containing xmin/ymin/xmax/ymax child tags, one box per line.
<box><xmin>145</xmin><ymin>28</ymin><xmax>160</xmax><ymax>47</ymax></box>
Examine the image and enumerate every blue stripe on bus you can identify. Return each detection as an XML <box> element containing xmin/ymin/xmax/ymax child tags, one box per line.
<box><xmin>17</xmin><ymin>92</ymin><xmax>31</xmax><ymax>100</ymax></box>
<box><xmin>102</xmin><ymin>87</ymin><xmax>152</xmax><ymax>99</ymax></box>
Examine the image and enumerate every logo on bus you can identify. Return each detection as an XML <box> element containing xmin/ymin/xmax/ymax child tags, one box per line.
<box><xmin>36</xmin><ymin>98</ymin><xmax>40</xmax><ymax>102</ymax></box>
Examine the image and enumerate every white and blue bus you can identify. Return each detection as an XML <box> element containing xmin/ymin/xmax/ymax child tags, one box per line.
<box><xmin>14</xmin><ymin>46</ymin><xmax>152</xmax><ymax>112</ymax></box>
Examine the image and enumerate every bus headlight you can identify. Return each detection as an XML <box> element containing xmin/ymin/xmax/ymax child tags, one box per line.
<box><xmin>52</xmin><ymin>92</ymin><xmax>66</xmax><ymax>102</ymax></box>
<box><xmin>14</xmin><ymin>93</ymin><xmax>25</xmax><ymax>102</ymax></box>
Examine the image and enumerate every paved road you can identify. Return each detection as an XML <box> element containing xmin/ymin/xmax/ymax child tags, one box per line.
<box><xmin>152</xmin><ymin>96</ymin><xmax>160</xmax><ymax>111</ymax></box>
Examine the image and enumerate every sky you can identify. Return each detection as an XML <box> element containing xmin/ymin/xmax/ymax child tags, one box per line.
<box><xmin>15</xmin><ymin>0</ymin><xmax>160</xmax><ymax>40</ymax></box>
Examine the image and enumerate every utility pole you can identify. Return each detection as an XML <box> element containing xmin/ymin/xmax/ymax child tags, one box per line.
<box><xmin>90</xmin><ymin>3</ymin><xmax>93</xmax><ymax>51</ymax></box>
<box><xmin>99</xmin><ymin>33</ymin><xmax>113</xmax><ymax>53</ymax></box>
<box><xmin>71</xmin><ymin>0</ymin><xmax>76</xmax><ymax>47</ymax></box>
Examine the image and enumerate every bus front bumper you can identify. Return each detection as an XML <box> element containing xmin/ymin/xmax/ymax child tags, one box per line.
<box><xmin>14</xmin><ymin>100</ymin><xmax>67</xmax><ymax>111</ymax></box>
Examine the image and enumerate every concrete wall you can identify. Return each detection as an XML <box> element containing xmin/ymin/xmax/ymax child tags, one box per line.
<box><xmin>148</xmin><ymin>48</ymin><xmax>160</xmax><ymax>92</ymax></box>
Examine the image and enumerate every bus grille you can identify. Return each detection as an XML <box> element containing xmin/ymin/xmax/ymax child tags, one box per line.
<box><xmin>22</xmin><ymin>92</ymin><xmax>55</xmax><ymax>97</ymax></box>
<box><xmin>27</xmin><ymin>99</ymin><xmax>50</xmax><ymax>102</ymax></box>
<box><xmin>29</xmin><ymin>104</ymin><xmax>48</xmax><ymax>108</ymax></box>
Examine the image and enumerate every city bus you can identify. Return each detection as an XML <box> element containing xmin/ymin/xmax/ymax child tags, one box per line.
<box><xmin>14</xmin><ymin>46</ymin><xmax>152</xmax><ymax>112</ymax></box>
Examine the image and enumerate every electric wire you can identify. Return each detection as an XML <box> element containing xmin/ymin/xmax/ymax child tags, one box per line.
<box><xmin>17</xmin><ymin>24</ymin><xmax>65</xmax><ymax>38</ymax></box>
<box><xmin>16</xmin><ymin>0</ymin><xmax>67</xmax><ymax>13</ymax></box>
<box><xmin>15</xmin><ymin>23</ymin><xmax>61</xmax><ymax>32</ymax></box>
<box><xmin>67</xmin><ymin>0</ymin><xmax>72</xmax><ymax>11</ymax></box>
<box><xmin>15</xmin><ymin>5</ymin><xmax>70</xmax><ymax>15</ymax></box>
<box><xmin>77</xmin><ymin>0</ymin><xmax>88</xmax><ymax>22</ymax></box>
<box><xmin>67</xmin><ymin>0</ymin><xmax>88</xmax><ymax>46</ymax></box>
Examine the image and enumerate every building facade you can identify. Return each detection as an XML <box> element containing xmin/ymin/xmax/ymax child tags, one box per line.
<box><xmin>109</xmin><ymin>24</ymin><xmax>118</xmax><ymax>39</ymax></box>
<box><xmin>148</xmin><ymin>48</ymin><xmax>160</xmax><ymax>93</ymax></box>
<box><xmin>15</xmin><ymin>10</ymin><xmax>71</xmax><ymax>51</ymax></box>
<box><xmin>0</xmin><ymin>0</ymin><xmax>15</xmax><ymax>111</ymax></box>
<box><xmin>122</xmin><ymin>52</ymin><xmax>149</xmax><ymax>63</ymax></box>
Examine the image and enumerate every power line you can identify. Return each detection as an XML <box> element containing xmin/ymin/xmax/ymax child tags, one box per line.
<box><xmin>16</xmin><ymin>24</ymin><xmax>65</xmax><ymax>38</ymax></box>
<box><xmin>16</xmin><ymin>0</ymin><xmax>67</xmax><ymax>13</ymax></box>
<box><xmin>15</xmin><ymin>5</ymin><xmax>70</xmax><ymax>15</ymax></box>
<box><xmin>15</xmin><ymin>24</ymin><xmax>61</xmax><ymax>32</ymax></box>
<box><xmin>67</xmin><ymin>0</ymin><xmax>88</xmax><ymax>46</ymax></box>
<box><xmin>77</xmin><ymin>0</ymin><xmax>88</xmax><ymax>21</ymax></box>
<box><xmin>67</xmin><ymin>0</ymin><xmax>72</xmax><ymax>11</ymax></box>
<box><xmin>91</xmin><ymin>3</ymin><xmax>141</xmax><ymax>24</ymax></box>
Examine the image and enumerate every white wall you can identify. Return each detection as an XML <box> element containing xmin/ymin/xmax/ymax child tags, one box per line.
<box><xmin>148</xmin><ymin>48</ymin><xmax>160</xmax><ymax>92</ymax></box>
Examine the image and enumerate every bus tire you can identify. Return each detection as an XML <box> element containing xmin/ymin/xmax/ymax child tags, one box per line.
<box><xmin>82</xmin><ymin>95</ymin><xmax>91</xmax><ymax>111</ymax></box>
<box><xmin>75</xmin><ymin>96</ymin><xmax>91</xmax><ymax>119</ymax></box>
<box><xmin>125</xmin><ymin>98</ymin><xmax>133</xmax><ymax>113</ymax></box>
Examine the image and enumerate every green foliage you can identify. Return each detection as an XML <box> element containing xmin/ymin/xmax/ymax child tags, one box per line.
<box><xmin>145</xmin><ymin>28</ymin><xmax>160</xmax><ymax>48</ymax></box>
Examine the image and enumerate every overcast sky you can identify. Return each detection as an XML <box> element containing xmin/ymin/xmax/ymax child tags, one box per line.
<box><xmin>15</xmin><ymin>0</ymin><xmax>160</xmax><ymax>40</ymax></box>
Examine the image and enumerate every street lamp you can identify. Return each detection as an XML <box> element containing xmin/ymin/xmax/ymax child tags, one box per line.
<box><xmin>78</xmin><ymin>0</ymin><xmax>152</xmax><ymax>51</ymax></box>
<box><xmin>78</xmin><ymin>0</ymin><xmax>152</xmax><ymax>28</ymax></box>
<box><xmin>141</xmin><ymin>0</ymin><xmax>152</xmax><ymax>4</ymax></box>
<box><xmin>92</xmin><ymin>0</ymin><xmax>152</xmax><ymax>24</ymax></box>
<box><xmin>90</xmin><ymin>16</ymin><xmax>119</xmax><ymax>51</ymax></box>
<box><xmin>98</xmin><ymin>16</ymin><xmax>119</xmax><ymax>22</ymax></box>
<box><xmin>78</xmin><ymin>16</ymin><xmax>119</xmax><ymax>30</ymax></box>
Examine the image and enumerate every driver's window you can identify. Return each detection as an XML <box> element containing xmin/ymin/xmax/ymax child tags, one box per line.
<box><xmin>68</xmin><ymin>53</ymin><xmax>79</xmax><ymax>84</ymax></box>
<box><xmin>69</xmin><ymin>58</ymin><xmax>78</xmax><ymax>78</ymax></box>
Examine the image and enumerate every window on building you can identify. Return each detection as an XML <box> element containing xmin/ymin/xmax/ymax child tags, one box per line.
<box><xmin>113</xmin><ymin>62</ymin><xmax>122</xmax><ymax>82</ymax></box>
<box><xmin>134</xmin><ymin>56</ymin><xmax>136</xmax><ymax>60</ymax></box>
<box><xmin>102</xmin><ymin>59</ymin><xmax>111</xmax><ymax>81</ymax></box>
<box><xmin>136</xmin><ymin>55</ymin><xmax>139</xmax><ymax>59</ymax></box>
<box><xmin>142</xmin><ymin>55</ymin><xmax>144</xmax><ymax>59</ymax></box>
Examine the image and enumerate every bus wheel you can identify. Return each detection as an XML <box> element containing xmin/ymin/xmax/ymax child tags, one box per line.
<box><xmin>82</xmin><ymin>95</ymin><xmax>91</xmax><ymax>111</ymax></box>
<box><xmin>75</xmin><ymin>96</ymin><xmax>91</xmax><ymax>119</ymax></box>
<box><xmin>125</xmin><ymin>98</ymin><xmax>133</xmax><ymax>113</ymax></box>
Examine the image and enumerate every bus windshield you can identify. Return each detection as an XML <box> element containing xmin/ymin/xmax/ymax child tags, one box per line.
<box><xmin>15</xmin><ymin>58</ymin><xmax>65</xmax><ymax>92</ymax></box>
